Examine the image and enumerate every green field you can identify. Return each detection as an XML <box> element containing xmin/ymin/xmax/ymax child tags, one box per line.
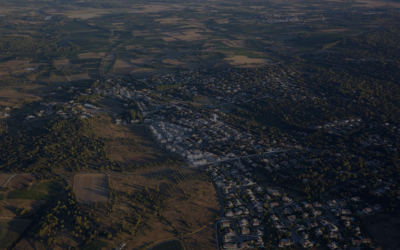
<box><xmin>8</xmin><ymin>191</ymin><xmax>46</xmax><ymax>200</ymax></box>
<box><xmin>30</xmin><ymin>180</ymin><xmax>63</xmax><ymax>195</ymax></box>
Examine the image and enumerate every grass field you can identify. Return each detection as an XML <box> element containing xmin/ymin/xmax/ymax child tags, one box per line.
<box><xmin>8</xmin><ymin>191</ymin><xmax>46</xmax><ymax>200</ymax></box>
<box><xmin>74</xmin><ymin>174</ymin><xmax>109</xmax><ymax>204</ymax></box>
<box><xmin>30</xmin><ymin>180</ymin><xmax>63</xmax><ymax>196</ymax></box>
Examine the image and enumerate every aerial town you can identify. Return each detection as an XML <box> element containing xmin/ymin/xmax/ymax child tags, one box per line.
<box><xmin>10</xmin><ymin>67</ymin><xmax>394</xmax><ymax>249</ymax></box>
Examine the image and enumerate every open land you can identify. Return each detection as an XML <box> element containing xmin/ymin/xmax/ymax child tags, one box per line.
<box><xmin>73</xmin><ymin>174</ymin><xmax>109</xmax><ymax>204</ymax></box>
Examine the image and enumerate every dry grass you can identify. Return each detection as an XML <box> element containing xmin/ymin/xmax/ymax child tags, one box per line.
<box><xmin>8</xmin><ymin>174</ymin><xmax>35</xmax><ymax>190</ymax></box>
<box><xmin>92</xmin><ymin>116</ymin><xmax>170</xmax><ymax>165</ymax></box>
<box><xmin>108</xmin><ymin>170</ymin><xmax>219</xmax><ymax>249</ymax></box>
<box><xmin>73</xmin><ymin>174</ymin><xmax>109</xmax><ymax>204</ymax></box>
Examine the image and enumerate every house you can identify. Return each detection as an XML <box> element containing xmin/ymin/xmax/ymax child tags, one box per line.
<box><xmin>327</xmin><ymin>223</ymin><xmax>338</xmax><ymax>232</ymax></box>
<box><xmin>327</xmin><ymin>200</ymin><xmax>337</xmax><ymax>207</ymax></box>
<box><xmin>301</xmin><ymin>232</ymin><xmax>309</xmax><ymax>239</ymax></box>
<box><xmin>351</xmin><ymin>197</ymin><xmax>361</xmax><ymax>202</ymax></box>
<box><xmin>270</xmin><ymin>214</ymin><xmax>279</xmax><ymax>221</ymax></box>
<box><xmin>363</xmin><ymin>207</ymin><xmax>373</xmax><ymax>214</ymax></box>
<box><xmin>315</xmin><ymin>228</ymin><xmax>323</xmax><ymax>236</ymax></box>
<box><xmin>225</xmin><ymin>227</ymin><xmax>235</xmax><ymax>235</ymax></box>
<box><xmin>270</xmin><ymin>202</ymin><xmax>279</xmax><ymax>208</ymax></box>
<box><xmin>301</xmin><ymin>240</ymin><xmax>313</xmax><ymax>248</ymax></box>
<box><xmin>256</xmin><ymin>228</ymin><xmax>263</xmax><ymax>236</ymax></box>
<box><xmin>240</xmin><ymin>218</ymin><xmax>249</xmax><ymax>226</ymax></box>
<box><xmin>223</xmin><ymin>243</ymin><xmax>237</xmax><ymax>249</ymax></box>
<box><xmin>252</xmin><ymin>218</ymin><xmax>260</xmax><ymax>226</ymax></box>
<box><xmin>273</xmin><ymin>221</ymin><xmax>286</xmax><ymax>229</ymax></box>
<box><xmin>302</xmin><ymin>202</ymin><xmax>314</xmax><ymax>209</ymax></box>
<box><xmin>226</xmin><ymin>210</ymin><xmax>234</xmax><ymax>217</ymax></box>
<box><xmin>287</xmin><ymin>215</ymin><xmax>297</xmax><ymax>222</ymax></box>
<box><xmin>341</xmin><ymin>208</ymin><xmax>351</xmax><ymax>215</ymax></box>
<box><xmin>279</xmin><ymin>239</ymin><xmax>293</xmax><ymax>248</ymax></box>
<box><xmin>327</xmin><ymin>242</ymin><xmax>338</xmax><ymax>249</ymax></box>
<box><xmin>222</xmin><ymin>221</ymin><xmax>231</xmax><ymax>227</ymax></box>
<box><xmin>312</xmin><ymin>210</ymin><xmax>322</xmax><ymax>217</ymax></box>
<box><xmin>313</xmin><ymin>201</ymin><xmax>323</xmax><ymax>208</ymax></box>
<box><xmin>307</xmin><ymin>220</ymin><xmax>318</xmax><ymax>228</ymax></box>
<box><xmin>241</xmin><ymin>227</ymin><xmax>250</xmax><ymax>235</ymax></box>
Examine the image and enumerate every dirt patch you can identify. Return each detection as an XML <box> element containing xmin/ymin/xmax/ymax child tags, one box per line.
<box><xmin>73</xmin><ymin>174</ymin><xmax>109</xmax><ymax>204</ymax></box>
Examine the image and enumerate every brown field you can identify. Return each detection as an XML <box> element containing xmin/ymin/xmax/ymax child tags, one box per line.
<box><xmin>67</xmin><ymin>73</ymin><xmax>92</xmax><ymax>81</ymax></box>
<box><xmin>114</xmin><ymin>59</ymin><xmax>135</xmax><ymax>68</ymax></box>
<box><xmin>113</xmin><ymin>59</ymin><xmax>136</xmax><ymax>74</ymax></box>
<box><xmin>49</xmin><ymin>75</ymin><xmax>70</xmax><ymax>83</ymax></box>
<box><xmin>8</xmin><ymin>174</ymin><xmax>35</xmax><ymax>190</ymax></box>
<box><xmin>129</xmin><ymin>58</ymin><xmax>152</xmax><ymax>65</ymax></box>
<box><xmin>225</xmin><ymin>55</ymin><xmax>270</xmax><ymax>67</ymax></box>
<box><xmin>91</xmin><ymin>115</ymin><xmax>170</xmax><ymax>165</ymax></box>
<box><xmin>362</xmin><ymin>213</ymin><xmax>400</xmax><ymax>250</ymax></box>
<box><xmin>78</xmin><ymin>53</ymin><xmax>103</xmax><ymax>59</ymax></box>
<box><xmin>106</xmin><ymin>169</ymin><xmax>219</xmax><ymax>249</ymax></box>
<box><xmin>54</xmin><ymin>59</ymin><xmax>70</xmax><ymax>69</ymax></box>
<box><xmin>73</xmin><ymin>174</ymin><xmax>109</xmax><ymax>204</ymax></box>
<box><xmin>0</xmin><ymin>219</ymin><xmax>32</xmax><ymax>249</ymax></box>
<box><xmin>162</xmin><ymin>29</ymin><xmax>209</xmax><ymax>42</ymax></box>
<box><xmin>0</xmin><ymin>174</ymin><xmax>12</xmax><ymax>187</ymax></box>
<box><xmin>155</xmin><ymin>18</ymin><xmax>184</xmax><ymax>25</ymax></box>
